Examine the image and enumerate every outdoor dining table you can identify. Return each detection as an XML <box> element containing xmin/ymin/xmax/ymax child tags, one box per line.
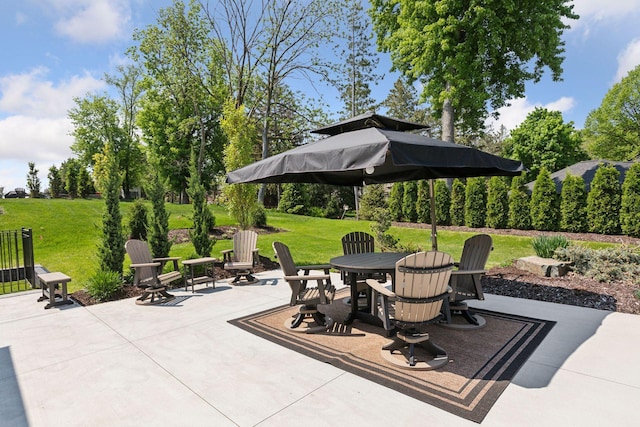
<box><xmin>330</xmin><ymin>252</ymin><xmax>409</xmax><ymax>327</ymax></box>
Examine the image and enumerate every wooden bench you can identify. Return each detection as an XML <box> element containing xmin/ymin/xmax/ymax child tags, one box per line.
<box><xmin>37</xmin><ymin>272</ymin><xmax>73</xmax><ymax>309</ymax></box>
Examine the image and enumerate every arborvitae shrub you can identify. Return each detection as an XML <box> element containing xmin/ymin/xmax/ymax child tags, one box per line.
<box><xmin>147</xmin><ymin>173</ymin><xmax>172</xmax><ymax>258</ymax></box>
<box><xmin>621</xmin><ymin>163</ymin><xmax>640</xmax><ymax>237</ymax></box>
<box><xmin>508</xmin><ymin>175</ymin><xmax>531</xmax><ymax>230</ymax></box>
<box><xmin>324</xmin><ymin>191</ymin><xmax>343</xmax><ymax>218</ymax></box>
<box><xmin>278</xmin><ymin>183</ymin><xmax>310</xmax><ymax>215</ymax></box>
<box><xmin>530</xmin><ymin>167</ymin><xmax>560</xmax><ymax>231</ymax></box>
<box><xmin>359</xmin><ymin>184</ymin><xmax>387</xmax><ymax>220</ymax></box>
<box><xmin>98</xmin><ymin>153</ymin><xmax>125</xmax><ymax>275</ymax></box>
<box><xmin>416</xmin><ymin>180</ymin><xmax>430</xmax><ymax>223</ymax></box>
<box><xmin>450</xmin><ymin>179</ymin><xmax>465</xmax><ymax>226</ymax></box>
<box><xmin>402</xmin><ymin>181</ymin><xmax>418</xmax><ymax>222</ymax></box>
<box><xmin>464</xmin><ymin>177</ymin><xmax>486</xmax><ymax>228</ymax></box>
<box><xmin>128</xmin><ymin>199</ymin><xmax>149</xmax><ymax>240</ymax></box>
<box><xmin>587</xmin><ymin>164</ymin><xmax>621</xmax><ymax>234</ymax></box>
<box><xmin>434</xmin><ymin>180</ymin><xmax>451</xmax><ymax>225</ymax></box>
<box><xmin>486</xmin><ymin>176</ymin><xmax>509</xmax><ymax>229</ymax></box>
<box><xmin>560</xmin><ymin>173</ymin><xmax>587</xmax><ymax>232</ymax></box>
<box><xmin>188</xmin><ymin>160</ymin><xmax>215</xmax><ymax>257</ymax></box>
<box><xmin>388</xmin><ymin>182</ymin><xmax>404</xmax><ymax>221</ymax></box>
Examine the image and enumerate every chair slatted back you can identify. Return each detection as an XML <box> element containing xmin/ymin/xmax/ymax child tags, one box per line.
<box><xmin>394</xmin><ymin>251</ymin><xmax>453</xmax><ymax>323</ymax></box>
<box><xmin>341</xmin><ymin>231</ymin><xmax>375</xmax><ymax>255</ymax></box>
<box><xmin>456</xmin><ymin>234</ymin><xmax>493</xmax><ymax>288</ymax></box>
<box><xmin>272</xmin><ymin>242</ymin><xmax>303</xmax><ymax>304</ymax></box>
<box><xmin>233</xmin><ymin>230</ymin><xmax>258</xmax><ymax>263</ymax></box>
<box><xmin>125</xmin><ymin>240</ymin><xmax>155</xmax><ymax>286</ymax></box>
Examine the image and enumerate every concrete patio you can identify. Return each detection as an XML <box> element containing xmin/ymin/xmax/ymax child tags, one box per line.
<box><xmin>1</xmin><ymin>269</ymin><xmax>639</xmax><ymax>426</ymax></box>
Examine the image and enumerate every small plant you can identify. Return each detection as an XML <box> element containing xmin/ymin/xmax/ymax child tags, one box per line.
<box><xmin>531</xmin><ymin>235</ymin><xmax>569</xmax><ymax>258</ymax></box>
<box><xmin>370</xmin><ymin>208</ymin><xmax>399</xmax><ymax>251</ymax></box>
<box><xmin>87</xmin><ymin>270</ymin><xmax>122</xmax><ymax>302</ymax></box>
<box><xmin>251</xmin><ymin>204</ymin><xmax>267</xmax><ymax>227</ymax></box>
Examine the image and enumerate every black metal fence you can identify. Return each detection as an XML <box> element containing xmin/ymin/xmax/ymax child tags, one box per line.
<box><xmin>0</xmin><ymin>228</ymin><xmax>36</xmax><ymax>293</ymax></box>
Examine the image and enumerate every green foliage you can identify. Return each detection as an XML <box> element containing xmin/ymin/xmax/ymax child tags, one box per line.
<box><xmin>402</xmin><ymin>181</ymin><xmax>418</xmax><ymax>222</ymax></box>
<box><xmin>324</xmin><ymin>191</ymin><xmax>343</xmax><ymax>219</ymax></box>
<box><xmin>278</xmin><ymin>183</ymin><xmax>310</xmax><ymax>216</ymax></box>
<box><xmin>251</xmin><ymin>203</ymin><xmax>268</xmax><ymax>227</ymax></box>
<box><xmin>47</xmin><ymin>166</ymin><xmax>63</xmax><ymax>198</ymax></box>
<box><xmin>65</xmin><ymin>159</ymin><xmax>80</xmax><ymax>198</ymax></box>
<box><xmin>560</xmin><ymin>173</ymin><xmax>587</xmax><ymax>232</ymax></box>
<box><xmin>87</xmin><ymin>269</ymin><xmax>123</xmax><ymax>302</ymax></box>
<box><xmin>416</xmin><ymin>180</ymin><xmax>430</xmax><ymax>223</ymax></box>
<box><xmin>555</xmin><ymin>245</ymin><xmax>640</xmax><ymax>285</ymax></box>
<box><xmin>27</xmin><ymin>162</ymin><xmax>41</xmax><ymax>198</ymax></box>
<box><xmin>98</xmin><ymin>149</ymin><xmax>125</xmax><ymax>275</ymax></box>
<box><xmin>388</xmin><ymin>182</ymin><xmax>404</xmax><ymax>221</ymax></box>
<box><xmin>369</xmin><ymin>0</ymin><xmax>578</xmax><ymax>133</ymax></box>
<box><xmin>508</xmin><ymin>175</ymin><xmax>531</xmax><ymax>230</ymax></box>
<box><xmin>530</xmin><ymin>167</ymin><xmax>559</xmax><ymax>231</ymax></box>
<box><xmin>146</xmin><ymin>172</ymin><xmax>172</xmax><ymax>258</ymax></box>
<box><xmin>503</xmin><ymin>108</ymin><xmax>587</xmax><ymax>180</ymax></box>
<box><xmin>78</xmin><ymin>168</ymin><xmax>93</xmax><ymax>198</ymax></box>
<box><xmin>464</xmin><ymin>177</ymin><xmax>486</xmax><ymax>228</ymax></box>
<box><xmin>359</xmin><ymin>184</ymin><xmax>387</xmax><ymax>221</ymax></box>
<box><xmin>128</xmin><ymin>199</ymin><xmax>149</xmax><ymax>240</ymax></box>
<box><xmin>450</xmin><ymin>179</ymin><xmax>465</xmax><ymax>226</ymax></box>
<box><xmin>531</xmin><ymin>235</ymin><xmax>569</xmax><ymax>258</ymax></box>
<box><xmin>583</xmin><ymin>65</ymin><xmax>640</xmax><ymax>160</ymax></box>
<box><xmin>587</xmin><ymin>164</ymin><xmax>621</xmax><ymax>234</ymax></box>
<box><xmin>434</xmin><ymin>180</ymin><xmax>451</xmax><ymax>225</ymax></box>
<box><xmin>485</xmin><ymin>176</ymin><xmax>509</xmax><ymax>229</ymax></box>
<box><xmin>621</xmin><ymin>163</ymin><xmax>640</xmax><ymax>237</ymax></box>
<box><xmin>187</xmin><ymin>154</ymin><xmax>215</xmax><ymax>257</ymax></box>
<box><xmin>221</xmin><ymin>100</ymin><xmax>258</xmax><ymax>228</ymax></box>
<box><xmin>369</xmin><ymin>208</ymin><xmax>399</xmax><ymax>252</ymax></box>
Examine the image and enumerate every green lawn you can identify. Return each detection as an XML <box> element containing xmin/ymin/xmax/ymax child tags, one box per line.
<box><xmin>0</xmin><ymin>198</ymin><xmax>612</xmax><ymax>294</ymax></box>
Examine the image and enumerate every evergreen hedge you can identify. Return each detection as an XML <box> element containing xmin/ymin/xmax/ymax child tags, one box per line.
<box><xmin>402</xmin><ymin>181</ymin><xmax>418</xmax><ymax>223</ymax></box>
<box><xmin>530</xmin><ymin>167</ymin><xmax>559</xmax><ymax>231</ymax></box>
<box><xmin>485</xmin><ymin>176</ymin><xmax>509</xmax><ymax>229</ymax></box>
<box><xmin>359</xmin><ymin>184</ymin><xmax>387</xmax><ymax>220</ymax></box>
<box><xmin>416</xmin><ymin>180</ymin><xmax>430</xmax><ymax>223</ymax></box>
<box><xmin>560</xmin><ymin>173</ymin><xmax>587</xmax><ymax>232</ymax></box>
<box><xmin>587</xmin><ymin>164</ymin><xmax>621</xmax><ymax>234</ymax></box>
<box><xmin>508</xmin><ymin>175</ymin><xmax>531</xmax><ymax>230</ymax></box>
<box><xmin>389</xmin><ymin>182</ymin><xmax>404</xmax><ymax>221</ymax></box>
<box><xmin>621</xmin><ymin>163</ymin><xmax>640</xmax><ymax>237</ymax></box>
<box><xmin>464</xmin><ymin>177</ymin><xmax>486</xmax><ymax>228</ymax></box>
<box><xmin>434</xmin><ymin>180</ymin><xmax>451</xmax><ymax>225</ymax></box>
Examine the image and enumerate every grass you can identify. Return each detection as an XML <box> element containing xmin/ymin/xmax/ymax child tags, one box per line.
<box><xmin>0</xmin><ymin>198</ymin><xmax>616</xmax><ymax>294</ymax></box>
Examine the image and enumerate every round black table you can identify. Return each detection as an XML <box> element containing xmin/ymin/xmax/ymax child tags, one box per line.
<box><xmin>330</xmin><ymin>252</ymin><xmax>409</xmax><ymax>326</ymax></box>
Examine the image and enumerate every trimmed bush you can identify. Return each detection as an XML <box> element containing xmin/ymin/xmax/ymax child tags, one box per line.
<box><xmin>464</xmin><ymin>177</ymin><xmax>486</xmax><ymax>228</ymax></box>
<box><xmin>530</xmin><ymin>167</ymin><xmax>559</xmax><ymax>231</ymax></box>
<box><xmin>486</xmin><ymin>176</ymin><xmax>509</xmax><ymax>229</ymax></box>
<box><xmin>251</xmin><ymin>203</ymin><xmax>267</xmax><ymax>227</ymax></box>
<box><xmin>402</xmin><ymin>181</ymin><xmax>418</xmax><ymax>223</ymax></box>
<box><xmin>531</xmin><ymin>235</ymin><xmax>569</xmax><ymax>258</ymax></box>
<box><xmin>508</xmin><ymin>175</ymin><xmax>531</xmax><ymax>230</ymax></box>
<box><xmin>359</xmin><ymin>184</ymin><xmax>387</xmax><ymax>220</ymax></box>
<box><xmin>621</xmin><ymin>163</ymin><xmax>640</xmax><ymax>237</ymax></box>
<box><xmin>560</xmin><ymin>173</ymin><xmax>587</xmax><ymax>232</ymax></box>
<box><xmin>587</xmin><ymin>164</ymin><xmax>621</xmax><ymax>234</ymax></box>
<box><xmin>434</xmin><ymin>180</ymin><xmax>451</xmax><ymax>225</ymax></box>
<box><xmin>146</xmin><ymin>172</ymin><xmax>172</xmax><ymax>258</ymax></box>
<box><xmin>416</xmin><ymin>180</ymin><xmax>430</xmax><ymax>223</ymax></box>
<box><xmin>388</xmin><ymin>182</ymin><xmax>404</xmax><ymax>221</ymax></box>
<box><xmin>450</xmin><ymin>179</ymin><xmax>465</xmax><ymax>226</ymax></box>
<box><xmin>128</xmin><ymin>199</ymin><xmax>148</xmax><ymax>240</ymax></box>
<box><xmin>87</xmin><ymin>269</ymin><xmax>122</xmax><ymax>302</ymax></box>
<box><xmin>278</xmin><ymin>183</ymin><xmax>310</xmax><ymax>215</ymax></box>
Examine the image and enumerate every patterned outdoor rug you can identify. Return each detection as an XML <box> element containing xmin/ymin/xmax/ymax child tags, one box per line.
<box><xmin>229</xmin><ymin>292</ymin><xmax>555</xmax><ymax>423</ymax></box>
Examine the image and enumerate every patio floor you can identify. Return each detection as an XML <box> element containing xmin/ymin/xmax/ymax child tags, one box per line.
<box><xmin>1</xmin><ymin>269</ymin><xmax>639</xmax><ymax>426</ymax></box>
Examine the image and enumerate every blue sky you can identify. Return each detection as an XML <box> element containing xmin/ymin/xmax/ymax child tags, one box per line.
<box><xmin>1</xmin><ymin>0</ymin><xmax>640</xmax><ymax>193</ymax></box>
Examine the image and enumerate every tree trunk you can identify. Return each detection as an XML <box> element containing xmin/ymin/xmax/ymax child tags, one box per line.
<box><xmin>442</xmin><ymin>82</ymin><xmax>455</xmax><ymax>189</ymax></box>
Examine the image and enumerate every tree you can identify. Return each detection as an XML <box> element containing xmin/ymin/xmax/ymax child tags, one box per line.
<box><xmin>128</xmin><ymin>199</ymin><xmax>149</xmax><ymax>241</ymax></box>
<box><xmin>464</xmin><ymin>177</ymin><xmax>486</xmax><ymax>228</ymax></box>
<box><xmin>530</xmin><ymin>167</ymin><xmax>559</xmax><ymax>231</ymax></box>
<box><xmin>221</xmin><ymin>100</ymin><xmax>259</xmax><ymax>229</ymax></box>
<box><xmin>402</xmin><ymin>181</ymin><xmax>418</xmax><ymax>223</ymax></box>
<box><xmin>97</xmin><ymin>146</ymin><xmax>125</xmax><ymax>275</ymax></box>
<box><xmin>587</xmin><ymin>164</ymin><xmax>621</xmax><ymax>234</ymax></box>
<box><xmin>64</xmin><ymin>159</ymin><xmax>80</xmax><ymax>198</ymax></box>
<box><xmin>621</xmin><ymin>163</ymin><xmax>640</xmax><ymax>237</ymax></box>
<box><xmin>449</xmin><ymin>179</ymin><xmax>465</xmax><ymax>226</ymax></box>
<box><xmin>146</xmin><ymin>172</ymin><xmax>172</xmax><ymax>258</ymax></box>
<box><xmin>388</xmin><ymin>182</ymin><xmax>404</xmax><ymax>221</ymax></box>
<box><xmin>508</xmin><ymin>175</ymin><xmax>531</xmax><ymax>230</ymax></box>
<box><xmin>26</xmin><ymin>162</ymin><xmax>40</xmax><ymax>198</ymax></box>
<box><xmin>370</xmin><ymin>1</ymin><xmax>578</xmax><ymax>142</ymax></box>
<box><xmin>78</xmin><ymin>168</ymin><xmax>93</xmax><ymax>198</ymax></box>
<box><xmin>583</xmin><ymin>65</ymin><xmax>640</xmax><ymax>161</ymax></box>
<box><xmin>359</xmin><ymin>184</ymin><xmax>387</xmax><ymax>220</ymax></box>
<box><xmin>434</xmin><ymin>180</ymin><xmax>451</xmax><ymax>226</ymax></box>
<box><xmin>187</xmin><ymin>152</ymin><xmax>215</xmax><ymax>257</ymax></box>
<box><xmin>383</xmin><ymin>76</ymin><xmax>435</xmax><ymax>130</ymax></box>
<box><xmin>486</xmin><ymin>176</ymin><xmax>509</xmax><ymax>229</ymax></box>
<box><xmin>416</xmin><ymin>180</ymin><xmax>430</xmax><ymax>223</ymax></box>
<box><xmin>560</xmin><ymin>173</ymin><xmax>587</xmax><ymax>232</ymax></box>
<box><xmin>47</xmin><ymin>166</ymin><xmax>63</xmax><ymax>198</ymax></box>
<box><xmin>278</xmin><ymin>183</ymin><xmax>310</xmax><ymax>215</ymax></box>
<box><xmin>503</xmin><ymin>107</ymin><xmax>587</xmax><ymax>180</ymax></box>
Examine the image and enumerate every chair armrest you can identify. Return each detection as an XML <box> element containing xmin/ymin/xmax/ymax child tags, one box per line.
<box><xmin>152</xmin><ymin>257</ymin><xmax>180</xmax><ymax>271</ymax></box>
<box><xmin>366</xmin><ymin>279</ymin><xmax>395</xmax><ymax>297</ymax></box>
<box><xmin>284</xmin><ymin>274</ymin><xmax>330</xmax><ymax>282</ymax></box>
<box><xmin>297</xmin><ymin>264</ymin><xmax>332</xmax><ymax>273</ymax></box>
<box><xmin>451</xmin><ymin>269</ymin><xmax>487</xmax><ymax>276</ymax></box>
<box><xmin>130</xmin><ymin>262</ymin><xmax>161</xmax><ymax>268</ymax></box>
<box><xmin>221</xmin><ymin>249</ymin><xmax>234</xmax><ymax>262</ymax></box>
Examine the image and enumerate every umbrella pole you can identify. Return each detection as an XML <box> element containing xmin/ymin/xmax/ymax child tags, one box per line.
<box><xmin>429</xmin><ymin>179</ymin><xmax>437</xmax><ymax>251</ymax></box>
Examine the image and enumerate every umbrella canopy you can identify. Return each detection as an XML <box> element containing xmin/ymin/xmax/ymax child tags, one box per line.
<box><xmin>226</xmin><ymin>126</ymin><xmax>524</xmax><ymax>186</ymax></box>
<box><xmin>226</xmin><ymin>114</ymin><xmax>524</xmax><ymax>250</ymax></box>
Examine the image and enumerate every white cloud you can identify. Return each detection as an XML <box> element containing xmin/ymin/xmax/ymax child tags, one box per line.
<box><xmin>0</xmin><ymin>67</ymin><xmax>104</xmax><ymax>118</ymax></box>
<box><xmin>572</xmin><ymin>0</ymin><xmax>640</xmax><ymax>22</ymax></box>
<box><xmin>486</xmin><ymin>96</ymin><xmax>576</xmax><ymax>132</ymax></box>
<box><xmin>615</xmin><ymin>39</ymin><xmax>640</xmax><ymax>83</ymax></box>
<box><xmin>48</xmin><ymin>0</ymin><xmax>131</xmax><ymax>44</ymax></box>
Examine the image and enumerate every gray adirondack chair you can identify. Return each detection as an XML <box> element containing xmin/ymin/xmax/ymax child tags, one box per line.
<box><xmin>125</xmin><ymin>239</ymin><xmax>181</xmax><ymax>305</ymax></box>
<box><xmin>222</xmin><ymin>230</ymin><xmax>260</xmax><ymax>284</ymax></box>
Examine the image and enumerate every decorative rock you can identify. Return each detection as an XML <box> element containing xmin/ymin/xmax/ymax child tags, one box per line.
<box><xmin>515</xmin><ymin>256</ymin><xmax>570</xmax><ymax>277</ymax></box>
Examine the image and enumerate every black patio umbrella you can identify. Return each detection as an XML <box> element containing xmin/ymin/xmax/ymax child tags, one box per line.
<box><xmin>226</xmin><ymin>113</ymin><xmax>524</xmax><ymax>249</ymax></box>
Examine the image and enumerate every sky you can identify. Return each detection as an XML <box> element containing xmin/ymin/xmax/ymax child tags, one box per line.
<box><xmin>1</xmin><ymin>0</ymin><xmax>640</xmax><ymax>194</ymax></box>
